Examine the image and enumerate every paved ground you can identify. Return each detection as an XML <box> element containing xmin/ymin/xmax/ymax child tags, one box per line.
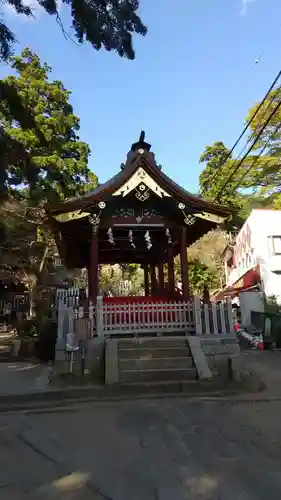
<box><xmin>1</xmin><ymin>348</ymin><xmax>281</xmax><ymax>397</ymax></box>
<box><xmin>2</xmin><ymin>397</ymin><xmax>281</xmax><ymax>499</ymax></box>
<box><xmin>241</xmin><ymin>349</ymin><xmax>281</xmax><ymax>391</ymax></box>
<box><xmin>0</xmin><ymin>362</ymin><xmax>53</xmax><ymax>395</ymax></box>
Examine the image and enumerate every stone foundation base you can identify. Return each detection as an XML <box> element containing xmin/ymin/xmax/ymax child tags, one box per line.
<box><xmin>199</xmin><ymin>335</ymin><xmax>240</xmax><ymax>381</ymax></box>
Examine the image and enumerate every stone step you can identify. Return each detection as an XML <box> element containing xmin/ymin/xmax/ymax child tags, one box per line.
<box><xmin>119</xmin><ymin>356</ymin><xmax>194</xmax><ymax>371</ymax></box>
<box><xmin>119</xmin><ymin>367</ymin><xmax>197</xmax><ymax>384</ymax></box>
<box><xmin>118</xmin><ymin>337</ymin><xmax>189</xmax><ymax>350</ymax></box>
<box><xmin>118</xmin><ymin>379</ymin><xmax>224</xmax><ymax>395</ymax></box>
<box><xmin>118</xmin><ymin>347</ymin><xmax>192</xmax><ymax>359</ymax></box>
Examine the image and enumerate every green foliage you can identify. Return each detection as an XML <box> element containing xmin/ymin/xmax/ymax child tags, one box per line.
<box><xmin>174</xmin><ymin>254</ymin><xmax>219</xmax><ymax>295</ymax></box>
<box><xmin>0</xmin><ymin>48</ymin><xmax>97</xmax><ymax>204</ymax></box>
<box><xmin>0</xmin><ymin>0</ymin><xmax>146</xmax><ymax>63</ymax></box>
<box><xmin>99</xmin><ymin>264</ymin><xmax>144</xmax><ymax>296</ymax></box>
<box><xmin>197</xmin><ymin>84</ymin><xmax>281</xmax><ymax>292</ymax></box>
<box><xmin>16</xmin><ymin>318</ymin><xmax>38</xmax><ymax>338</ymax></box>
<box><xmin>0</xmin><ymin>49</ymin><xmax>99</xmax><ymax>285</ymax></box>
<box><xmin>199</xmin><ymin>142</ymin><xmax>244</xmax><ymax>209</ymax></box>
<box><xmin>0</xmin><ymin>198</ymin><xmax>54</xmax><ymax>283</ymax></box>
<box><xmin>199</xmin><ymin>86</ymin><xmax>281</xmax><ymax>217</ymax></box>
<box><xmin>188</xmin><ymin>259</ymin><xmax>219</xmax><ymax>295</ymax></box>
<box><xmin>244</xmin><ymin>85</ymin><xmax>281</xmax><ymax>208</ymax></box>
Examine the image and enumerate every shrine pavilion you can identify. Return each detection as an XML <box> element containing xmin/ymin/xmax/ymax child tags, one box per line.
<box><xmin>48</xmin><ymin>133</ymin><xmax>231</xmax><ymax>309</ymax></box>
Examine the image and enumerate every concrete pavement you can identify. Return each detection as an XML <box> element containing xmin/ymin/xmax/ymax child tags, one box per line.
<box><xmin>0</xmin><ymin>362</ymin><xmax>53</xmax><ymax>396</ymax></box>
<box><xmin>2</xmin><ymin>397</ymin><xmax>281</xmax><ymax>498</ymax></box>
<box><xmin>1</xmin><ymin>348</ymin><xmax>281</xmax><ymax>411</ymax></box>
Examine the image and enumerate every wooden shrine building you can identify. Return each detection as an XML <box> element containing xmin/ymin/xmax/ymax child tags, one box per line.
<box><xmin>48</xmin><ymin>133</ymin><xmax>231</xmax><ymax>309</ymax></box>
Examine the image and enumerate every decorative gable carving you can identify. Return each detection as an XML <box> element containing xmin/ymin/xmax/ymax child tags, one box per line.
<box><xmin>112</xmin><ymin>167</ymin><xmax>171</xmax><ymax>199</ymax></box>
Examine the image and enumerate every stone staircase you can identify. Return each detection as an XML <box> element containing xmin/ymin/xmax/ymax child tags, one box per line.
<box><xmin>117</xmin><ymin>337</ymin><xmax>197</xmax><ymax>384</ymax></box>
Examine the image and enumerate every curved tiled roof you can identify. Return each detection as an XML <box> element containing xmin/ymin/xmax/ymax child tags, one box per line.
<box><xmin>48</xmin><ymin>147</ymin><xmax>232</xmax><ymax>217</ymax></box>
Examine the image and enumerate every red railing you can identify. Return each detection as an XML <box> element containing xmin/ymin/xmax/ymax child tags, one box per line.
<box><xmin>102</xmin><ymin>297</ymin><xmax>193</xmax><ymax>328</ymax></box>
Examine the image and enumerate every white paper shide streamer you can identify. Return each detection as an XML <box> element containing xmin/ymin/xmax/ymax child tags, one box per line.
<box><xmin>144</xmin><ymin>230</ymin><xmax>152</xmax><ymax>250</ymax></box>
<box><xmin>107</xmin><ymin>228</ymin><xmax>115</xmax><ymax>245</ymax></box>
<box><xmin>165</xmin><ymin>228</ymin><xmax>172</xmax><ymax>245</ymax></box>
<box><xmin>129</xmin><ymin>230</ymin><xmax>136</xmax><ymax>248</ymax></box>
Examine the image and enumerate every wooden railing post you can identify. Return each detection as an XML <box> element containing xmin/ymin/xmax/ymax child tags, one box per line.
<box><xmin>57</xmin><ymin>301</ymin><xmax>66</xmax><ymax>342</ymax></box>
<box><xmin>226</xmin><ymin>298</ymin><xmax>234</xmax><ymax>334</ymax></box>
<box><xmin>203</xmin><ymin>304</ymin><xmax>210</xmax><ymax>335</ymax></box>
<box><xmin>211</xmin><ymin>303</ymin><xmax>219</xmax><ymax>335</ymax></box>
<box><xmin>96</xmin><ymin>296</ymin><xmax>104</xmax><ymax>336</ymax></box>
<box><xmin>219</xmin><ymin>302</ymin><xmax>226</xmax><ymax>334</ymax></box>
<box><xmin>194</xmin><ymin>296</ymin><xmax>202</xmax><ymax>335</ymax></box>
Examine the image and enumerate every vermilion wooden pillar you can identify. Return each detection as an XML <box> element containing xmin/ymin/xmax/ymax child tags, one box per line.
<box><xmin>167</xmin><ymin>246</ymin><xmax>175</xmax><ymax>296</ymax></box>
<box><xmin>144</xmin><ymin>264</ymin><xmax>150</xmax><ymax>296</ymax></box>
<box><xmin>158</xmin><ymin>263</ymin><xmax>165</xmax><ymax>294</ymax></box>
<box><xmin>87</xmin><ymin>266</ymin><xmax>92</xmax><ymax>301</ymax></box>
<box><xmin>89</xmin><ymin>226</ymin><xmax>99</xmax><ymax>304</ymax></box>
<box><xmin>150</xmin><ymin>265</ymin><xmax>157</xmax><ymax>295</ymax></box>
<box><xmin>180</xmin><ymin>226</ymin><xmax>190</xmax><ymax>299</ymax></box>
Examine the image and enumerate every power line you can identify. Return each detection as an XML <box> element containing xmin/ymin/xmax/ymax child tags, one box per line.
<box><xmin>227</xmin><ymin>120</ymin><xmax>281</xmax><ymax>197</ymax></box>
<box><xmin>213</xmin><ymin>97</ymin><xmax>281</xmax><ymax>201</ymax></box>
<box><xmin>214</xmin><ymin>84</ymin><xmax>281</xmax><ymax>190</ymax></box>
<box><xmin>200</xmin><ymin>67</ymin><xmax>281</xmax><ymax>195</ymax></box>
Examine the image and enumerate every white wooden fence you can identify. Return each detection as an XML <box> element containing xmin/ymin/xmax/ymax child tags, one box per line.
<box><xmin>57</xmin><ymin>295</ymin><xmax>234</xmax><ymax>341</ymax></box>
<box><xmin>0</xmin><ymin>295</ymin><xmax>30</xmax><ymax>314</ymax></box>
<box><xmin>56</xmin><ymin>287</ymin><xmax>81</xmax><ymax>308</ymax></box>
<box><xmin>101</xmin><ymin>299</ymin><xmax>194</xmax><ymax>335</ymax></box>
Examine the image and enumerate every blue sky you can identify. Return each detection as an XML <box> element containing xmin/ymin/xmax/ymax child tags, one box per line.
<box><xmin>1</xmin><ymin>0</ymin><xmax>281</xmax><ymax>192</ymax></box>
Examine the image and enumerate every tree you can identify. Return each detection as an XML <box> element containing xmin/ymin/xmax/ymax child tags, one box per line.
<box><xmin>188</xmin><ymin>259</ymin><xmax>219</xmax><ymax>295</ymax></box>
<box><xmin>174</xmin><ymin>254</ymin><xmax>219</xmax><ymax>295</ymax></box>
<box><xmin>0</xmin><ymin>0</ymin><xmax>147</xmax><ymax>63</ymax></box>
<box><xmin>200</xmin><ymin>87</ymin><xmax>281</xmax><ymax>213</ymax></box>
<box><xmin>0</xmin><ymin>49</ymin><xmax>99</xmax><ymax>296</ymax></box>
<box><xmin>199</xmin><ymin>142</ymin><xmax>276</xmax><ymax>230</ymax></box>
<box><xmin>199</xmin><ymin>142</ymin><xmax>243</xmax><ymax>208</ymax></box>
<box><xmin>243</xmin><ymin>85</ymin><xmax>281</xmax><ymax>208</ymax></box>
<box><xmin>0</xmin><ymin>198</ymin><xmax>54</xmax><ymax>289</ymax></box>
<box><xmin>0</xmin><ymin>48</ymin><xmax>97</xmax><ymax>204</ymax></box>
<box><xmin>99</xmin><ymin>264</ymin><xmax>143</xmax><ymax>296</ymax></box>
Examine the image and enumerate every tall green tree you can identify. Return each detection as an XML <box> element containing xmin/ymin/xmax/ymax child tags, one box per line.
<box><xmin>0</xmin><ymin>0</ymin><xmax>147</xmax><ymax>62</ymax></box>
<box><xmin>0</xmin><ymin>49</ymin><xmax>99</xmax><ymax>291</ymax></box>
<box><xmin>199</xmin><ymin>140</ymin><xmax>275</xmax><ymax>223</ymax></box>
<box><xmin>199</xmin><ymin>141</ymin><xmax>243</xmax><ymax>208</ymax></box>
<box><xmin>200</xmin><ymin>87</ymin><xmax>281</xmax><ymax>211</ymax></box>
<box><xmin>0</xmin><ymin>48</ymin><xmax>97</xmax><ymax>204</ymax></box>
<box><xmin>243</xmin><ymin>85</ymin><xmax>281</xmax><ymax>208</ymax></box>
<box><xmin>174</xmin><ymin>256</ymin><xmax>219</xmax><ymax>295</ymax></box>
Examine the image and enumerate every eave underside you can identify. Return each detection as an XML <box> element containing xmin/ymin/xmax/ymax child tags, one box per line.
<box><xmin>48</xmin><ymin>151</ymin><xmax>232</xmax><ymax>269</ymax></box>
<box><xmin>55</xmin><ymin>217</ymin><xmax>219</xmax><ymax>268</ymax></box>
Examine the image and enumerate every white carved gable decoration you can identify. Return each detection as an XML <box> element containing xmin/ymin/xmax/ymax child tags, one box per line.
<box><xmin>112</xmin><ymin>167</ymin><xmax>171</xmax><ymax>199</ymax></box>
<box><xmin>193</xmin><ymin>212</ymin><xmax>226</xmax><ymax>224</ymax></box>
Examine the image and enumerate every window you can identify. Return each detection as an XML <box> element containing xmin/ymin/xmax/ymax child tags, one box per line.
<box><xmin>269</xmin><ymin>236</ymin><xmax>281</xmax><ymax>255</ymax></box>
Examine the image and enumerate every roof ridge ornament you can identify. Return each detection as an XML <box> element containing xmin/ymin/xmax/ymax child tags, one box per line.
<box><xmin>120</xmin><ymin>131</ymin><xmax>163</xmax><ymax>170</ymax></box>
<box><xmin>131</xmin><ymin>131</ymin><xmax>151</xmax><ymax>153</ymax></box>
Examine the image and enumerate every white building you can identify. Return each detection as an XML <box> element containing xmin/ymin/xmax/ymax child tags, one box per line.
<box><xmin>217</xmin><ymin>210</ymin><xmax>281</xmax><ymax>318</ymax></box>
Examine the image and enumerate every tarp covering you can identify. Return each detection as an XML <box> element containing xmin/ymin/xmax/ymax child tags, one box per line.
<box><xmin>214</xmin><ymin>266</ymin><xmax>260</xmax><ymax>300</ymax></box>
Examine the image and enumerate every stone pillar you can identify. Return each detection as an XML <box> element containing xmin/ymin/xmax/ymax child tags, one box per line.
<box><xmin>89</xmin><ymin>226</ymin><xmax>99</xmax><ymax>304</ymax></box>
<box><xmin>144</xmin><ymin>264</ymin><xmax>150</xmax><ymax>296</ymax></box>
<box><xmin>167</xmin><ymin>246</ymin><xmax>175</xmax><ymax>296</ymax></box>
<box><xmin>158</xmin><ymin>263</ymin><xmax>165</xmax><ymax>294</ymax></box>
<box><xmin>180</xmin><ymin>226</ymin><xmax>190</xmax><ymax>299</ymax></box>
<box><xmin>150</xmin><ymin>265</ymin><xmax>157</xmax><ymax>295</ymax></box>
